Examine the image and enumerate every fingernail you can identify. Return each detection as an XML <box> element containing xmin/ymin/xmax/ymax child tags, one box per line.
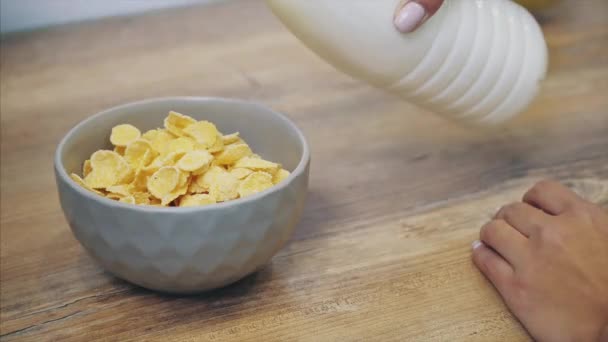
<box><xmin>394</xmin><ymin>1</ymin><xmax>427</xmax><ymax>33</ymax></box>
<box><xmin>472</xmin><ymin>240</ymin><xmax>484</xmax><ymax>250</ymax></box>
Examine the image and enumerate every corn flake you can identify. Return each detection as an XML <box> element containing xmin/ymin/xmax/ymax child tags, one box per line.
<box><xmin>141</xmin><ymin>156</ymin><xmax>162</xmax><ymax>174</ymax></box>
<box><xmin>209</xmin><ymin>172</ymin><xmax>239</xmax><ymax>202</ymax></box>
<box><xmin>90</xmin><ymin>150</ymin><xmax>124</xmax><ymax>169</ymax></box>
<box><xmin>180</xmin><ymin>194</ymin><xmax>216</xmax><ymax>207</ymax></box>
<box><xmin>222</xmin><ymin>132</ymin><xmax>240</xmax><ymax>145</ymax></box>
<box><xmin>71</xmin><ymin>111</ymin><xmax>289</xmax><ymax>207</ymax></box>
<box><xmin>130</xmin><ymin>171</ymin><xmax>149</xmax><ymax>192</ymax></box>
<box><xmin>141</xmin><ymin>129</ymin><xmax>159</xmax><ymax>141</ymax></box>
<box><xmin>144</xmin><ymin>129</ymin><xmax>176</xmax><ymax>155</ymax></box>
<box><xmin>85</xmin><ymin>150</ymin><xmax>132</xmax><ymax>188</ymax></box>
<box><xmin>215</xmin><ymin>143</ymin><xmax>252</xmax><ymax>165</ymax></box>
<box><xmin>230</xmin><ymin>167</ymin><xmax>253</xmax><ymax>180</ymax></box>
<box><xmin>114</xmin><ymin>146</ymin><xmax>126</xmax><ymax>156</ymax></box>
<box><xmin>119</xmin><ymin>195</ymin><xmax>136</xmax><ymax>204</ymax></box>
<box><xmin>161</xmin><ymin>185</ymin><xmax>187</xmax><ymax>206</ymax></box>
<box><xmin>167</xmin><ymin>137</ymin><xmax>195</xmax><ymax>155</ymax></box>
<box><xmin>177</xmin><ymin>150</ymin><xmax>213</xmax><ymax>172</ymax></box>
<box><xmin>178</xmin><ymin>170</ymin><xmax>190</xmax><ymax>188</ymax></box>
<box><xmin>195</xmin><ymin>166</ymin><xmax>225</xmax><ymax>191</ymax></box>
<box><xmin>207</xmin><ymin>135</ymin><xmax>225</xmax><ymax>153</ymax></box>
<box><xmin>106</xmin><ymin>184</ymin><xmax>132</xmax><ymax>197</ymax></box>
<box><xmin>238</xmin><ymin>172</ymin><xmax>274</xmax><ymax>198</ymax></box>
<box><xmin>83</xmin><ymin>160</ymin><xmax>92</xmax><ymax>177</ymax></box>
<box><xmin>183</xmin><ymin>121</ymin><xmax>218</xmax><ymax>148</ymax></box>
<box><xmin>162</xmin><ymin>152</ymin><xmax>186</xmax><ymax>166</ymax></box>
<box><xmin>162</xmin><ymin>173</ymin><xmax>189</xmax><ymax>206</ymax></box>
<box><xmin>125</xmin><ymin>139</ymin><xmax>156</xmax><ymax>169</ymax></box>
<box><xmin>147</xmin><ymin>166</ymin><xmax>180</xmax><ymax>199</ymax></box>
<box><xmin>84</xmin><ymin>170</ymin><xmax>114</xmax><ymax>190</ymax></box>
<box><xmin>273</xmin><ymin>168</ymin><xmax>291</xmax><ymax>184</ymax></box>
<box><xmin>188</xmin><ymin>181</ymin><xmax>207</xmax><ymax>194</ymax></box>
<box><xmin>164</xmin><ymin>111</ymin><xmax>196</xmax><ymax>137</ymax></box>
<box><xmin>70</xmin><ymin>173</ymin><xmax>104</xmax><ymax>195</ymax></box>
<box><xmin>110</xmin><ymin>124</ymin><xmax>141</xmax><ymax>147</ymax></box>
<box><xmin>133</xmin><ymin>192</ymin><xmax>151</xmax><ymax>205</ymax></box>
<box><xmin>234</xmin><ymin>156</ymin><xmax>279</xmax><ymax>175</ymax></box>
<box><xmin>120</xmin><ymin>168</ymin><xmax>136</xmax><ymax>185</ymax></box>
<box><xmin>106</xmin><ymin>193</ymin><xmax>123</xmax><ymax>200</ymax></box>
<box><xmin>149</xmin><ymin>197</ymin><xmax>162</xmax><ymax>206</ymax></box>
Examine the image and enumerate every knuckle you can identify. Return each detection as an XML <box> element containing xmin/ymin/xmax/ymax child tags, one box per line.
<box><xmin>530</xmin><ymin>217</ymin><xmax>550</xmax><ymax>236</ymax></box>
<box><xmin>500</xmin><ymin>202</ymin><xmax>524</xmax><ymax>219</ymax></box>
<box><xmin>589</xmin><ymin>204</ymin><xmax>608</xmax><ymax>224</ymax></box>
<box><xmin>534</xmin><ymin>180</ymin><xmax>557</xmax><ymax>191</ymax></box>
<box><xmin>571</xmin><ymin>202</ymin><xmax>587</xmax><ymax>213</ymax></box>
<box><xmin>539</xmin><ymin>226</ymin><xmax>565</xmax><ymax>249</ymax></box>
<box><xmin>585</xmin><ymin>202</ymin><xmax>602</xmax><ymax>215</ymax></box>
<box><xmin>565</xmin><ymin>202</ymin><xmax>594</xmax><ymax>223</ymax></box>
<box><xmin>578</xmin><ymin>201</ymin><xmax>594</xmax><ymax>214</ymax></box>
<box><xmin>528</xmin><ymin>221</ymin><xmax>544</xmax><ymax>235</ymax></box>
<box><xmin>523</xmin><ymin>187</ymin><xmax>539</xmax><ymax>203</ymax></box>
<box><xmin>526</xmin><ymin>180</ymin><xmax>556</xmax><ymax>199</ymax></box>
<box><xmin>480</xmin><ymin>220</ymin><xmax>500</xmax><ymax>241</ymax></box>
<box><xmin>496</xmin><ymin>204</ymin><xmax>509</xmax><ymax>218</ymax></box>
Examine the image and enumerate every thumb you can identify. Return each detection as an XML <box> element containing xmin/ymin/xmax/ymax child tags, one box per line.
<box><xmin>394</xmin><ymin>0</ymin><xmax>445</xmax><ymax>33</ymax></box>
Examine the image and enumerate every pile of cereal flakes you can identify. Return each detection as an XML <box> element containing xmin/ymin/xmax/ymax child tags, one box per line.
<box><xmin>70</xmin><ymin>111</ymin><xmax>290</xmax><ymax>207</ymax></box>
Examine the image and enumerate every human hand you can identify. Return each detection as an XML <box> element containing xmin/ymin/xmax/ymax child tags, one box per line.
<box><xmin>472</xmin><ymin>180</ymin><xmax>608</xmax><ymax>341</ymax></box>
<box><xmin>394</xmin><ymin>0</ymin><xmax>445</xmax><ymax>33</ymax></box>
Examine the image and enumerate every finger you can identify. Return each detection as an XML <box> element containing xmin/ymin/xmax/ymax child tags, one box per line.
<box><xmin>480</xmin><ymin>219</ymin><xmax>529</xmax><ymax>267</ymax></box>
<box><xmin>523</xmin><ymin>180</ymin><xmax>585</xmax><ymax>215</ymax></box>
<box><xmin>394</xmin><ymin>0</ymin><xmax>444</xmax><ymax>33</ymax></box>
<box><xmin>495</xmin><ymin>202</ymin><xmax>549</xmax><ymax>237</ymax></box>
<box><xmin>472</xmin><ymin>240</ymin><xmax>514</xmax><ymax>296</ymax></box>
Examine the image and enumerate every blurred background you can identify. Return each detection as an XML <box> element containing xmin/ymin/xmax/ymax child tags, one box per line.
<box><xmin>0</xmin><ymin>0</ymin><xmax>559</xmax><ymax>34</ymax></box>
<box><xmin>0</xmin><ymin>0</ymin><xmax>217</xmax><ymax>33</ymax></box>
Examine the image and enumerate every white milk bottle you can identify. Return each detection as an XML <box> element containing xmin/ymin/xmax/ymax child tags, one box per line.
<box><xmin>266</xmin><ymin>0</ymin><xmax>549</xmax><ymax>126</ymax></box>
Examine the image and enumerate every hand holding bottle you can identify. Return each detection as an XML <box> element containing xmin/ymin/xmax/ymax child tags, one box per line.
<box><xmin>394</xmin><ymin>0</ymin><xmax>445</xmax><ymax>33</ymax></box>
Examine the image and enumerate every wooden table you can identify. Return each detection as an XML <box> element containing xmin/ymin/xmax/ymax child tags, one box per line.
<box><xmin>1</xmin><ymin>1</ymin><xmax>607</xmax><ymax>340</ymax></box>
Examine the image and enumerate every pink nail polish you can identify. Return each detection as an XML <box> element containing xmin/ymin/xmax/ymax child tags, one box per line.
<box><xmin>394</xmin><ymin>1</ymin><xmax>427</xmax><ymax>33</ymax></box>
<box><xmin>472</xmin><ymin>240</ymin><xmax>484</xmax><ymax>250</ymax></box>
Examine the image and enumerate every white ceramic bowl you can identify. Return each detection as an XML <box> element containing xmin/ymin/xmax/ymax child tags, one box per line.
<box><xmin>54</xmin><ymin>97</ymin><xmax>310</xmax><ymax>293</ymax></box>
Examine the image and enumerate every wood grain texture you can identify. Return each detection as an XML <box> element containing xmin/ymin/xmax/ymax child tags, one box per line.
<box><xmin>1</xmin><ymin>0</ymin><xmax>607</xmax><ymax>340</ymax></box>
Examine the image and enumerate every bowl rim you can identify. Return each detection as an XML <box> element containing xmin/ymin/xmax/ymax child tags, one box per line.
<box><xmin>54</xmin><ymin>96</ymin><xmax>310</xmax><ymax>213</ymax></box>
